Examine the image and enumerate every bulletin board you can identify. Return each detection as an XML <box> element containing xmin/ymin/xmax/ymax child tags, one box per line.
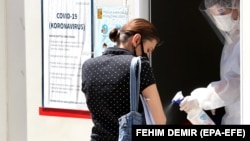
<box><xmin>40</xmin><ymin>0</ymin><xmax>93</xmax><ymax>118</ymax></box>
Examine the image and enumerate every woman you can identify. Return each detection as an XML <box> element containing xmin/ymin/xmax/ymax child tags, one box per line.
<box><xmin>81</xmin><ymin>18</ymin><xmax>166</xmax><ymax>141</ymax></box>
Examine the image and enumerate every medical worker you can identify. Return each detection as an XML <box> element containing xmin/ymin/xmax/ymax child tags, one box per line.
<box><xmin>179</xmin><ymin>0</ymin><xmax>240</xmax><ymax>124</ymax></box>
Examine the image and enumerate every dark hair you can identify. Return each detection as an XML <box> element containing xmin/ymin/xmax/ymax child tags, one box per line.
<box><xmin>109</xmin><ymin>18</ymin><xmax>160</xmax><ymax>44</ymax></box>
<box><xmin>109</xmin><ymin>28</ymin><xmax>120</xmax><ymax>43</ymax></box>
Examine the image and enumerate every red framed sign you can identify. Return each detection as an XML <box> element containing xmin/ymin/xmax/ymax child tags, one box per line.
<box><xmin>41</xmin><ymin>0</ymin><xmax>93</xmax><ymax>117</ymax></box>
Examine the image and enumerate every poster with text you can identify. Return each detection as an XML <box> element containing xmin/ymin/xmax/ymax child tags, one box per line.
<box><xmin>42</xmin><ymin>0</ymin><xmax>92</xmax><ymax>111</ymax></box>
<box><xmin>94</xmin><ymin>6</ymin><xmax>128</xmax><ymax>57</ymax></box>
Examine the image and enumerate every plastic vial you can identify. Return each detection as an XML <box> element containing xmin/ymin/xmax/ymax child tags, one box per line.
<box><xmin>172</xmin><ymin>91</ymin><xmax>215</xmax><ymax>125</ymax></box>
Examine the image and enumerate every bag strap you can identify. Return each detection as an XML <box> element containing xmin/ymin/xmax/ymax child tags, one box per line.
<box><xmin>130</xmin><ymin>56</ymin><xmax>141</xmax><ymax>112</ymax></box>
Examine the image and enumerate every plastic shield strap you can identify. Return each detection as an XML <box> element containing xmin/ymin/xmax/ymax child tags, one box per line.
<box><xmin>199</xmin><ymin>0</ymin><xmax>239</xmax><ymax>44</ymax></box>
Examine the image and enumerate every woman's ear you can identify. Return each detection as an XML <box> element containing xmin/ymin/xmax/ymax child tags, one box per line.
<box><xmin>132</xmin><ymin>33</ymin><xmax>141</xmax><ymax>47</ymax></box>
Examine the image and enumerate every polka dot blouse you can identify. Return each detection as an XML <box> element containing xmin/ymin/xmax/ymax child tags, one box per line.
<box><xmin>81</xmin><ymin>47</ymin><xmax>156</xmax><ymax>141</ymax></box>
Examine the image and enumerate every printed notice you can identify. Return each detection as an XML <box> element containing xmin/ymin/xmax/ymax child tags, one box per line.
<box><xmin>94</xmin><ymin>6</ymin><xmax>128</xmax><ymax>57</ymax></box>
<box><xmin>42</xmin><ymin>0</ymin><xmax>92</xmax><ymax>111</ymax></box>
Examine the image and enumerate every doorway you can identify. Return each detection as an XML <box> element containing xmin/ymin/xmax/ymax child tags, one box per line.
<box><xmin>150</xmin><ymin>0</ymin><xmax>225</xmax><ymax>124</ymax></box>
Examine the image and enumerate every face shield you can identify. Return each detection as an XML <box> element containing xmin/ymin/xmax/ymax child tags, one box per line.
<box><xmin>199</xmin><ymin>0</ymin><xmax>240</xmax><ymax>44</ymax></box>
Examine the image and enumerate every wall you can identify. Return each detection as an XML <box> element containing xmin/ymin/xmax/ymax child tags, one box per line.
<box><xmin>0</xmin><ymin>0</ymin><xmax>7</xmax><ymax>140</ymax></box>
<box><xmin>241</xmin><ymin>0</ymin><xmax>250</xmax><ymax>124</ymax></box>
<box><xmin>6</xmin><ymin>0</ymin><xmax>27</xmax><ymax>141</ymax></box>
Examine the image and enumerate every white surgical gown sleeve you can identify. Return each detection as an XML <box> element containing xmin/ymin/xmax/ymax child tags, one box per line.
<box><xmin>191</xmin><ymin>38</ymin><xmax>240</xmax><ymax>110</ymax></box>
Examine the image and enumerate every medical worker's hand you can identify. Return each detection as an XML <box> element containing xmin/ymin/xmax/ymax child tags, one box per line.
<box><xmin>179</xmin><ymin>96</ymin><xmax>199</xmax><ymax>113</ymax></box>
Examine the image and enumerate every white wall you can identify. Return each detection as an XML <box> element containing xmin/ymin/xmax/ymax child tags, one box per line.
<box><xmin>0</xmin><ymin>0</ymin><xmax>7</xmax><ymax>140</ymax></box>
<box><xmin>6</xmin><ymin>0</ymin><xmax>27</xmax><ymax>141</ymax></box>
<box><xmin>241</xmin><ymin>0</ymin><xmax>250</xmax><ymax>124</ymax></box>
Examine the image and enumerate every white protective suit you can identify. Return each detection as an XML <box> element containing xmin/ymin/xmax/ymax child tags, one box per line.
<box><xmin>190</xmin><ymin>25</ymin><xmax>240</xmax><ymax>124</ymax></box>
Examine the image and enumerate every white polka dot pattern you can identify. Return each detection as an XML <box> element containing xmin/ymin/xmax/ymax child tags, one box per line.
<box><xmin>81</xmin><ymin>47</ymin><xmax>155</xmax><ymax>140</ymax></box>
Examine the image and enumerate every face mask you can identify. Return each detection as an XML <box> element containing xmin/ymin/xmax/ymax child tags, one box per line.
<box><xmin>213</xmin><ymin>13</ymin><xmax>235</xmax><ymax>32</ymax></box>
<box><xmin>140</xmin><ymin>42</ymin><xmax>150</xmax><ymax>60</ymax></box>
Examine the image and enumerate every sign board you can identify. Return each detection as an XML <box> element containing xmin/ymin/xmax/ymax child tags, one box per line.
<box><xmin>41</xmin><ymin>0</ymin><xmax>93</xmax><ymax>111</ymax></box>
